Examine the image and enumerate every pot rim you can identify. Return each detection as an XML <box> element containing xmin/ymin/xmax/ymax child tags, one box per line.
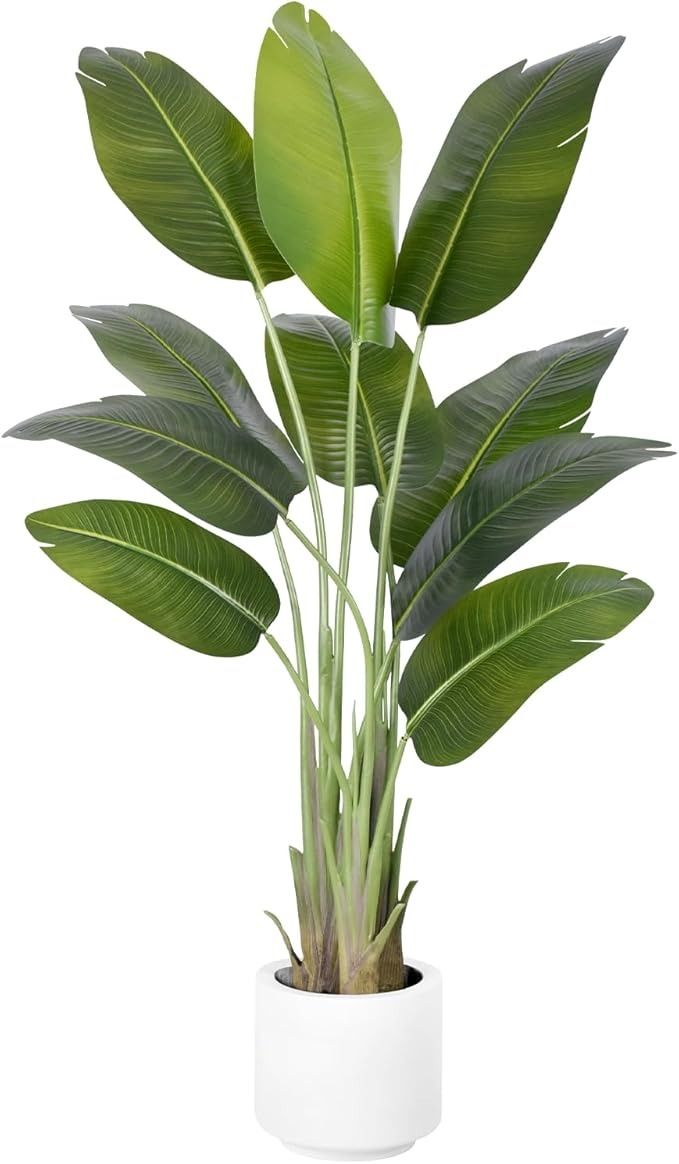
<box><xmin>257</xmin><ymin>958</ymin><xmax>441</xmax><ymax>1001</ymax></box>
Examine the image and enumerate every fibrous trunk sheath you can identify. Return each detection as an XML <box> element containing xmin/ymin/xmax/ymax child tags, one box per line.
<box><xmin>270</xmin><ymin>733</ymin><xmax>414</xmax><ymax>994</ymax></box>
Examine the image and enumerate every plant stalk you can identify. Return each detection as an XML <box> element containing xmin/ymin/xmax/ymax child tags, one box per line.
<box><xmin>256</xmin><ymin>290</ymin><xmax>334</xmax><ymax>940</ymax></box>
<box><xmin>358</xmin><ymin>329</ymin><xmax>426</xmax><ymax>867</ymax></box>
<box><xmin>265</xmin><ymin>632</ymin><xmax>352</xmax><ymax>805</ymax></box>
<box><xmin>373</xmin><ymin>328</ymin><xmax>426</xmax><ymax>664</ymax></box>
<box><xmin>256</xmin><ymin>292</ymin><xmax>333</xmax><ymax>785</ymax></box>
<box><xmin>332</xmin><ymin>337</ymin><xmax>361</xmax><ymax>885</ymax></box>
<box><xmin>273</xmin><ymin>526</ymin><xmax>323</xmax><ymax>927</ymax></box>
<box><xmin>331</xmin><ymin>338</ymin><xmax>361</xmax><ymax>752</ymax></box>
<box><xmin>362</xmin><ymin>736</ymin><xmax>408</xmax><ymax>944</ymax></box>
<box><xmin>283</xmin><ymin>521</ymin><xmax>376</xmax><ymax>807</ymax></box>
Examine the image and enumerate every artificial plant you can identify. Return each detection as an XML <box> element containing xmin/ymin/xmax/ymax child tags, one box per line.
<box><xmin>7</xmin><ymin>6</ymin><xmax>671</xmax><ymax>993</ymax></box>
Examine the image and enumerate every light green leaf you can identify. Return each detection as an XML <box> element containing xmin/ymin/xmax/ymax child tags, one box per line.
<box><xmin>400</xmin><ymin>563</ymin><xmax>653</xmax><ymax>764</ymax></box>
<box><xmin>77</xmin><ymin>48</ymin><xmax>290</xmax><ymax>285</ymax></box>
<box><xmin>26</xmin><ymin>500</ymin><xmax>280</xmax><ymax>656</ymax></box>
<box><xmin>374</xmin><ymin>328</ymin><xmax>627</xmax><ymax>565</ymax></box>
<box><xmin>254</xmin><ymin>3</ymin><xmax>401</xmax><ymax>344</ymax></box>
<box><xmin>392</xmin><ymin>38</ymin><xmax>623</xmax><ymax>326</ymax></box>
<box><xmin>394</xmin><ymin>435</ymin><xmax>669</xmax><ymax>640</ymax></box>
<box><xmin>71</xmin><ymin>303</ymin><xmax>305</xmax><ymax>489</ymax></box>
<box><xmin>265</xmin><ymin>314</ymin><xmax>442</xmax><ymax>489</ymax></box>
<box><xmin>7</xmin><ymin>396</ymin><xmax>299</xmax><ymax>536</ymax></box>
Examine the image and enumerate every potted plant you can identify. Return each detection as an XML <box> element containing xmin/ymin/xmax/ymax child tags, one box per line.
<box><xmin>5</xmin><ymin>5</ymin><xmax>671</xmax><ymax>1160</ymax></box>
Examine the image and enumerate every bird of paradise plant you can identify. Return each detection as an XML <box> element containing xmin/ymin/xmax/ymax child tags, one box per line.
<box><xmin>6</xmin><ymin>6</ymin><xmax>671</xmax><ymax>993</ymax></box>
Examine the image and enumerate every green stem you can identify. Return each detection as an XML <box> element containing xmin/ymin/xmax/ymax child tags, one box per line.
<box><xmin>273</xmin><ymin>527</ymin><xmax>309</xmax><ymax>690</ymax></box>
<box><xmin>332</xmin><ymin>338</ymin><xmax>361</xmax><ymax>886</ymax></box>
<box><xmin>386</xmin><ymin>557</ymin><xmax>401</xmax><ymax>770</ymax></box>
<box><xmin>388</xmin><ymin>797</ymin><xmax>412</xmax><ymax>913</ymax></box>
<box><xmin>373</xmin><ymin>328</ymin><xmax>426</xmax><ymax>663</ymax></box>
<box><xmin>374</xmin><ymin>639</ymin><xmax>399</xmax><ymax>703</ymax></box>
<box><xmin>387</xmin><ymin>642</ymin><xmax>401</xmax><ymax>765</ymax></box>
<box><xmin>282</xmin><ymin>515</ymin><xmax>375</xmax><ymax>885</ymax></box>
<box><xmin>285</xmin><ymin>518</ymin><xmax>371</xmax><ymax>660</ymax></box>
<box><xmin>256</xmin><ymin>294</ymin><xmax>328</xmax><ymax>562</ymax></box>
<box><xmin>362</xmin><ymin>736</ymin><xmax>408</xmax><ymax>944</ymax></box>
<box><xmin>359</xmin><ymin>329</ymin><xmax>426</xmax><ymax>868</ymax></box>
<box><xmin>320</xmin><ymin>820</ymin><xmax>350</xmax><ymax>978</ymax></box>
<box><xmin>331</xmin><ymin>338</ymin><xmax>361</xmax><ymax>752</ymax></box>
<box><xmin>273</xmin><ymin>526</ymin><xmax>322</xmax><ymax>927</ymax></box>
<box><xmin>265</xmin><ymin>632</ymin><xmax>352</xmax><ymax>806</ymax></box>
<box><xmin>256</xmin><ymin>292</ymin><xmax>333</xmax><ymax>780</ymax></box>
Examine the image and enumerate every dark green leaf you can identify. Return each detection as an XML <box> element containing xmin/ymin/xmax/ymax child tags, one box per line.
<box><xmin>265</xmin><ymin>314</ymin><xmax>442</xmax><ymax>489</ymax></box>
<box><xmin>254</xmin><ymin>3</ymin><xmax>401</xmax><ymax>344</ymax></box>
<box><xmin>26</xmin><ymin>500</ymin><xmax>280</xmax><ymax>656</ymax></box>
<box><xmin>374</xmin><ymin>328</ymin><xmax>627</xmax><ymax>565</ymax></box>
<box><xmin>77</xmin><ymin>48</ymin><xmax>290</xmax><ymax>284</ymax></box>
<box><xmin>71</xmin><ymin>303</ymin><xmax>305</xmax><ymax>489</ymax></box>
<box><xmin>7</xmin><ymin>396</ymin><xmax>298</xmax><ymax>536</ymax></box>
<box><xmin>392</xmin><ymin>38</ymin><xmax>623</xmax><ymax>325</ymax></box>
<box><xmin>394</xmin><ymin>435</ymin><xmax>669</xmax><ymax>640</ymax></box>
<box><xmin>400</xmin><ymin>562</ymin><xmax>652</xmax><ymax>764</ymax></box>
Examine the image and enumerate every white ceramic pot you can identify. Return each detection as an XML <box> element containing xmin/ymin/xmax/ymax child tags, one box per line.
<box><xmin>255</xmin><ymin>958</ymin><xmax>442</xmax><ymax>1160</ymax></box>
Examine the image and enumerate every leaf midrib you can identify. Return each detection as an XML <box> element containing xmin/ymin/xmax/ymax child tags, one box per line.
<box><xmin>40</xmin><ymin>409</ymin><xmax>288</xmax><ymax>515</ymax></box>
<box><xmin>121</xmin><ymin>313</ymin><xmax>240</xmax><ymax>424</ymax></box>
<box><xmin>415</xmin><ymin>52</ymin><xmax>575</xmax><ymax>326</ymax></box>
<box><xmin>449</xmin><ymin>347</ymin><xmax>583</xmax><ymax>498</ymax></box>
<box><xmin>405</xmin><ymin>578</ymin><xmax>639</xmax><ymax>734</ymax></box>
<box><xmin>29</xmin><ymin>517</ymin><xmax>268</xmax><ymax>630</ymax></box>
<box><xmin>395</xmin><ymin>439</ymin><xmax>634</xmax><ymax>635</ymax></box>
<box><xmin>311</xmin><ymin>47</ymin><xmax>362</xmax><ymax>336</ymax></box>
<box><xmin>314</xmin><ymin>318</ymin><xmax>388</xmax><ymax>493</ymax></box>
<box><xmin>111</xmin><ymin>56</ymin><xmax>265</xmax><ymax>290</ymax></box>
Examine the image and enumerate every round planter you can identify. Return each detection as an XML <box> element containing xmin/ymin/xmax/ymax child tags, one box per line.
<box><xmin>255</xmin><ymin>958</ymin><xmax>442</xmax><ymax>1160</ymax></box>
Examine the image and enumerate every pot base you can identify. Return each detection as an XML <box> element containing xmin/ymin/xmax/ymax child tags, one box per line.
<box><xmin>283</xmin><ymin>1142</ymin><xmax>414</xmax><ymax>1160</ymax></box>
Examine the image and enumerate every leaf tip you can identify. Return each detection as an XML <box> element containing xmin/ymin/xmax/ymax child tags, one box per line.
<box><xmin>24</xmin><ymin>511</ymin><xmax>51</xmax><ymax>544</ymax></box>
<box><xmin>77</xmin><ymin>47</ymin><xmax>109</xmax><ymax>85</ymax></box>
<box><xmin>271</xmin><ymin>1</ymin><xmax>305</xmax><ymax>39</ymax></box>
<box><xmin>308</xmin><ymin>7</ymin><xmax>332</xmax><ymax>39</ymax></box>
<box><xmin>602</xmin><ymin>33</ymin><xmax>625</xmax><ymax>51</ymax></box>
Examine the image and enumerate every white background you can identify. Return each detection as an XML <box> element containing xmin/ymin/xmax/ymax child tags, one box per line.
<box><xmin>1</xmin><ymin>1</ymin><xmax>677</xmax><ymax>1161</ymax></box>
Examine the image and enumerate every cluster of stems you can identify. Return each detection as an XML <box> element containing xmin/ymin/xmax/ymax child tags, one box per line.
<box><xmin>252</xmin><ymin>287</ymin><xmax>426</xmax><ymax>993</ymax></box>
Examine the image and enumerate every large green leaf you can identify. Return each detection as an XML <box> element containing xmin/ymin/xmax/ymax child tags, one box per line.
<box><xmin>7</xmin><ymin>396</ymin><xmax>299</xmax><ymax>536</ymax></box>
<box><xmin>26</xmin><ymin>500</ymin><xmax>279</xmax><ymax>656</ymax></box>
<box><xmin>254</xmin><ymin>3</ymin><xmax>401</xmax><ymax>344</ymax></box>
<box><xmin>392</xmin><ymin>38</ymin><xmax>623</xmax><ymax>326</ymax></box>
<box><xmin>77</xmin><ymin>48</ymin><xmax>290</xmax><ymax>285</ymax></box>
<box><xmin>265</xmin><ymin>314</ymin><xmax>442</xmax><ymax>489</ymax></box>
<box><xmin>393</xmin><ymin>435</ymin><xmax>668</xmax><ymax>640</ymax></box>
<box><xmin>399</xmin><ymin>562</ymin><xmax>652</xmax><ymax>764</ymax></box>
<box><xmin>373</xmin><ymin>328</ymin><xmax>627</xmax><ymax>565</ymax></box>
<box><xmin>71</xmin><ymin>303</ymin><xmax>305</xmax><ymax>489</ymax></box>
